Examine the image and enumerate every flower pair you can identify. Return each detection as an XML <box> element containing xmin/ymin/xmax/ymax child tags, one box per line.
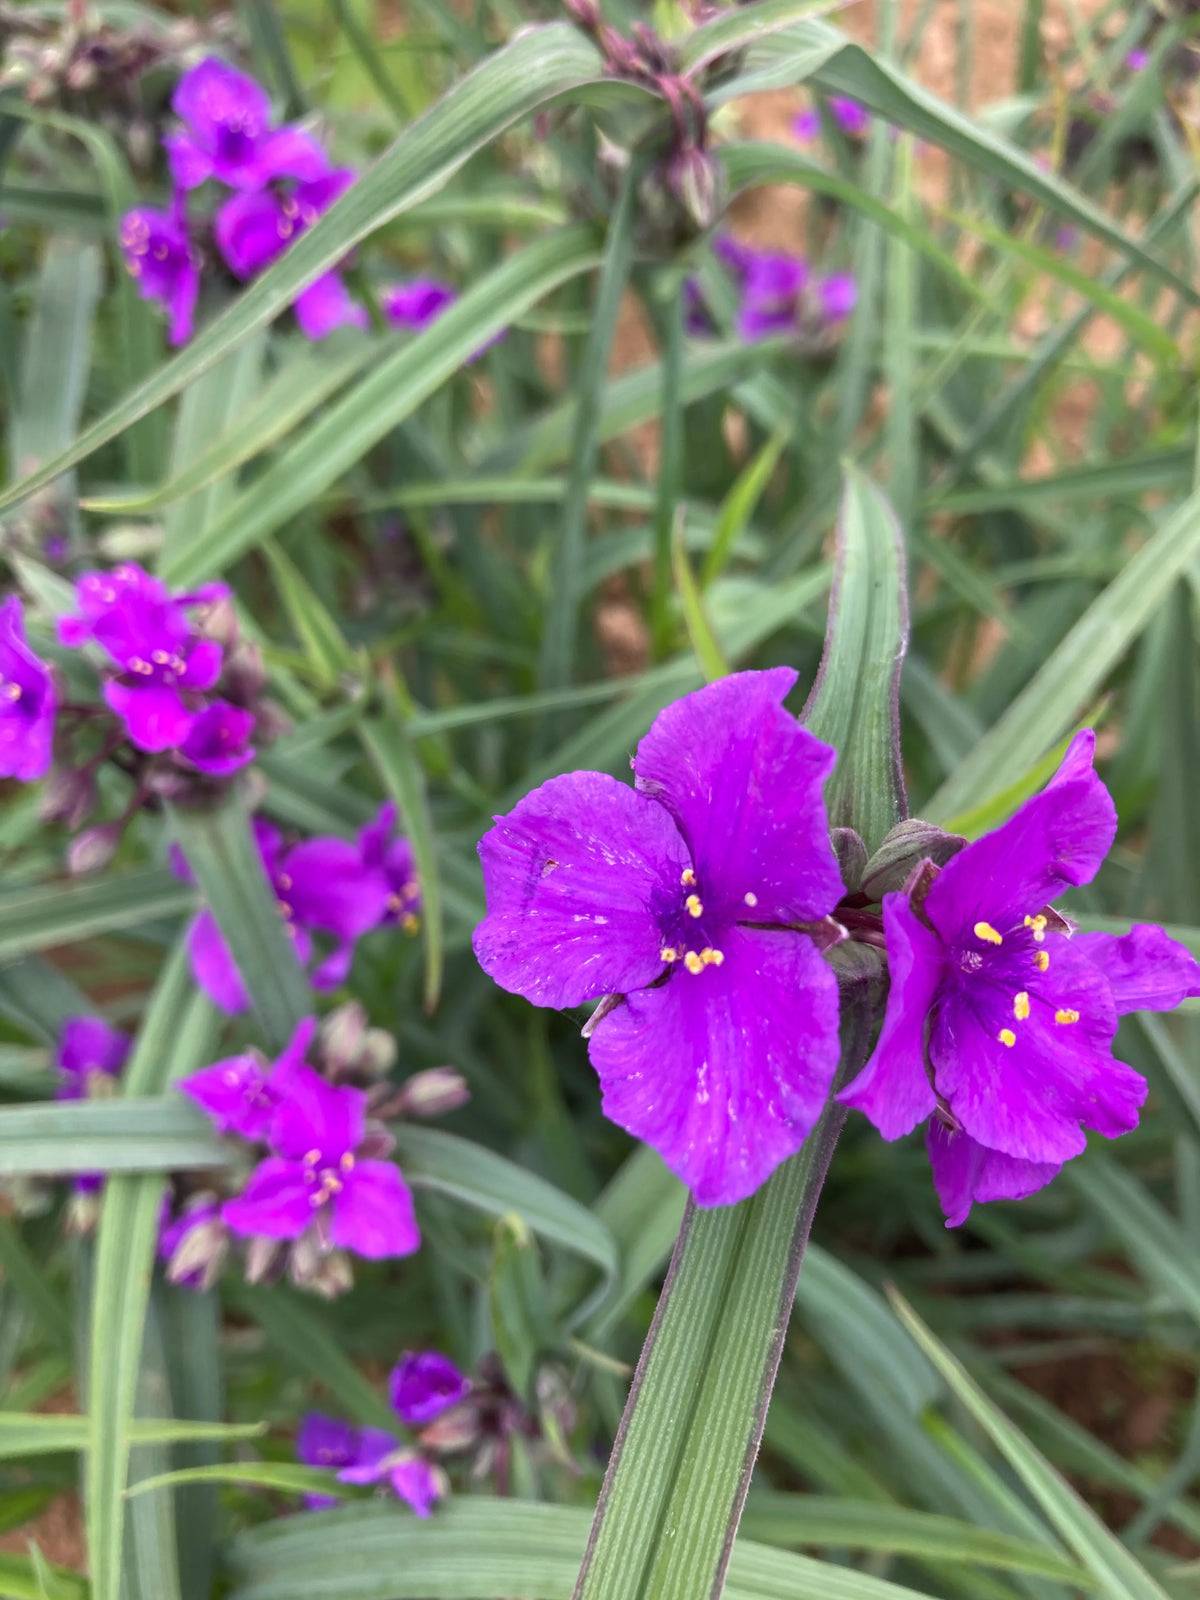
<box><xmin>684</xmin><ymin>236</ymin><xmax>856</xmax><ymax>345</ymax></box>
<box><xmin>473</xmin><ymin>672</ymin><xmax>1200</xmax><ymax>1223</ymax></box>
<box><xmin>175</xmin><ymin>805</ymin><xmax>420</xmax><ymax>1011</ymax></box>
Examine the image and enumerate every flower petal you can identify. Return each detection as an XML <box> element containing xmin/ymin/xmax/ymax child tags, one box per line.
<box><xmin>389</xmin><ymin>1351</ymin><xmax>469</xmax><ymax>1427</ymax></box>
<box><xmin>632</xmin><ymin>668</ymin><xmax>842</xmax><ymax>924</ymax></box>
<box><xmin>222</xmin><ymin>1158</ymin><xmax>313</xmax><ymax>1239</ymax></box>
<box><xmin>474</xmin><ymin>770</ymin><xmax>688</xmax><ymax>1010</ymax></box>
<box><xmin>926</xmin><ymin>1120</ymin><xmax>1061</xmax><ymax>1228</ymax></box>
<box><xmin>254</xmin><ymin>126</ymin><xmax>330</xmax><ymax>184</ymax></box>
<box><xmin>270</xmin><ymin>1065</ymin><xmax>366</xmax><ymax>1163</ymax></box>
<box><xmin>588</xmin><ymin>926</ymin><xmax>841</xmax><ymax>1206</ymax></box>
<box><xmin>296</xmin><ymin>1413</ymin><xmax>360</xmax><ymax>1469</ymax></box>
<box><xmin>838</xmin><ymin>893</ymin><xmax>941</xmax><ymax>1138</ymax></box>
<box><xmin>187</xmin><ymin>910</ymin><xmax>250</xmax><ymax>1014</ymax></box>
<box><xmin>932</xmin><ymin>938</ymin><xmax>1143</xmax><ymax>1162</ymax></box>
<box><xmin>164</xmin><ymin>132</ymin><xmax>212</xmax><ymax>190</ymax></box>
<box><xmin>925</xmin><ymin>730</ymin><xmax>1116</xmax><ymax>941</ymax></box>
<box><xmin>280</xmin><ymin>837</ymin><xmax>391</xmax><ymax>940</ymax></box>
<box><xmin>387</xmin><ymin>1457</ymin><xmax>444</xmax><ymax>1517</ymax></box>
<box><xmin>176</xmin><ymin>1052</ymin><xmax>275</xmax><ymax>1140</ymax></box>
<box><xmin>331</xmin><ymin>1161</ymin><xmax>420</xmax><ymax>1258</ymax></box>
<box><xmin>294</xmin><ymin>274</ymin><xmax>368</xmax><ymax>340</ymax></box>
<box><xmin>1075</xmin><ymin>924</ymin><xmax>1200</xmax><ymax>1015</ymax></box>
<box><xmin>103</xmin><ymin>681</ymin><xmax>196</xmax><ymax>752</ymax></box>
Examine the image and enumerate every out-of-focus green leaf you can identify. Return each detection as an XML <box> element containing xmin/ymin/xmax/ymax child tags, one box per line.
<box><xmin>0</xmin><ymin>871</ymin><xmax>195</xmax><ymax>962</ymax></box>
<box><xmin>0</xmin><ymin>1095</ymin><xmax>226</xmax><ymax>1174</ymax></box>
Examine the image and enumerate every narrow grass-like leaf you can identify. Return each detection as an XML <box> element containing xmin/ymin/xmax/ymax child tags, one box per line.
<box><xmin>0</xmin><ymin>871</ymin><xmax>194</xmax><ymax>962</ymax></box>
<box><xmin>0</xmin><ymin>26</ymin><xmax>609</xmax><ymax>519</ymax></box>
<box><xmin>0</xmin><ymin>1095</ymin><xmax>226</xmax><ymax>1174</ymax></box>
<box><xmin>0</xmin><ymin>1219</ymin><xmax>72</xmax><ymax>1351</ymax></box>
<box><xmin>926</xmin><ymin>485</ymin><xmax>1200</xmax><ymax>820</ymax></box>
<box><xmin>168</xmin><ymin>792</ymin><xmax>311</xmax><ymax>1053</ymax></box>
<box><xmin>702</xmin><ymin>427</ymin><xmax>788</xmax><ymax>590</ymax></box>
<box><xmin>889</xmin><ymin>1291</ymin><xmax>1172</xmax><ymax>1600</ymax></box>
<box><xmin>673</xmin><ymin>520</ymin><xmax>731</xmax><ymax>682</ymax></box>
<box><xmin>126</xmin><ymin>1461</ymin><xmax>350</xmax><ymax>1499</ymax></box>
<box><xmin>261</xmin><ymin>539</ymin><xmax>358</xmax><ymax>690</ymax></box>
<box><xmin>0</xmin><ymin>1414</ymin><xmax>264</xmax><ymax>1460</ymax></box>
<box><xmin>1066</xmin><ymin>1155</ymin><xmax>1200</xmax><ymax>1328</ymax></box>
<box><xmin>359</xmin><ymin>696</ymin><xmax>444</xmax><ymax>1011</ymax></box>
<box><xmin>0</xmin><ymin>1553</ymin><xmax>86</xmax><ymax>1600</ymax></box>
<box><xmin>679</xmin><ymin>0</ymin><xmax>840</xmax><ymax>72</ymax></box>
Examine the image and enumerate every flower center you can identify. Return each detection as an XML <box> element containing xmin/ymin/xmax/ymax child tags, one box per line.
<box><xmin>961</xmin><ymin>913</ymin><xmax>1082</xmax><ymax>1047</ymax></box>
<box><xmin>302</xmin><ymin>1147</ymin><xmax>356</xmax><ymax>1207</ymax></box>
<box><xmin>657</xmin><ymin>868</ymin><xmax>734</xmax><ymax>976</ymax></box>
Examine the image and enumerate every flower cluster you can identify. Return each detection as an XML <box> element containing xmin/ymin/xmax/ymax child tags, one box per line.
<box><xmin>474</xmin><ymin>676</ymin><xmax>1200</xmax><ymax>1225</ymax></box>
<box><xmin>173</xmin><ymin>804</ymin><xmax>421</xmax><ymax>1011</ymax></box>
<box><xmin>687</xmin><ymin>236</ymin><xmax>856</xmax><ymax>345</ymax></box>
<box><xmin>121</xmin><ymin>56</ymin><xmax>364</xmax><ymax>345</ymax></box>
<box><xmin>164</xmin><ymin>1012</ymin><xmax>449</xmax><ymax>1295</ymax></box>
<box><xmin>297</xmin><ymin>1350</ymin><xmax>468</xmax><ymax>1516</ymax></box>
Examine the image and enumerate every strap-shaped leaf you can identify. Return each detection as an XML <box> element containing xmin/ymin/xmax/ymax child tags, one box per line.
<box><xmin>0</xmin><ymin>1095</ymin><xmax>226</xmax><ymax>1174</ymax></box>
<box><xmin>0</xmin><ymin>870</ymin><xmax>194</xmax><ymax>961</ymax></box>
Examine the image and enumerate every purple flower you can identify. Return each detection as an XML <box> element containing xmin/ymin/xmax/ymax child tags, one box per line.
<box><xmin>829</xmin><ymin>95</ymin><xmax>870</xmax><ymax>136</ymax></box>
<box><xmin>57</xmin><ymin>1016</ymin><xmax>130</xmax><ymax>1099</ymax></box>
<box><xmin>473</xmin><ymin>669</ymin><xmax>844</xmax><ymax>1207</ymax></box>
<box><xmin>389</xmin><ymin>1351</ymin><xmax>469</xmax><ymax>1427</ymax></box>
<box><xmin>0</xmin><ymin>596</ymin><xmax>55</xmax><ymax>781</ymax></box>
<box><xmin>178</xmin><ymin>699</ymin><xmax>256</xmax><ymax>776</ymax></box>
<box><xmin>358</xmin><ymin>802</ymin><xmax>421</xmax><ymax>931</ymax></box>
<box><xmin>165</xmin><ymin>57</ymin><xmax>327</xmax><ymax>192</ymax></box>
<box><xmin>120</xmin><ymin>202</ymin><xmax>201</xmax><ymax>346</ymax></box>
<box><xmin>1126</xmin><ymin>49</ymin><xmax>1150</xmax><ymax>72</ymax></box>
<box><xmin>791</xmin><ymin>108</ymin><xmax>821</xmax><ymax>142</ymax></box>
<box><xmin>383</xmin><ymin>279</ymin><xmax>457</xmax><ymax>330</ymax></box>
<box><xmin>58</xmin><ymin>565</ymin><xmax>225</xmax><ymax>753</ymax></box>
<box><xmin>840</xmin><ymin>731</ymin><xmax>1200</xmax><ymax>1225</ymax></box>
<box><xmin>214</xmin><ymin>170</ymin><xmax>366</xmax><ymax>340</ymax></box>
<box><xmin>338</xmin><ymin>1431</ymin><xmax>445</xmax><ymax>1517</ymax></box>
<box><xmin>177</xmin><ymin>1016</ymin><xmax>315</xmax><ymax>1141</ymax></box>
<box><xmin>817</xmin><ymin>273</ymin><xmax>858</xmax><ymax>322</ymax></box>
<box><xmin>222</xmin><ymin>1065</ymin><xmax>420</xmax><ymax>1259</ymax></box>
<box><xmin>296</xmin><ymin>1413</ymin><xmax>360</xmax><ymax>1509</ymax></box>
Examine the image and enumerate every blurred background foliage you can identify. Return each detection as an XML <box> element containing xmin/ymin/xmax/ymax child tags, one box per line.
<box><xmin>3</xmin><ymin>0</ymin><xmax>1200</xmax><ymax>1598</ymax></box>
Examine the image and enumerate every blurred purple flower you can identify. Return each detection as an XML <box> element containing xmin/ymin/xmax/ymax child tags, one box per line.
<box><xmin>214</xmin><ymin>169</ymin><xmax>366</xmax><ymax>340</ymax></box>
<box><xmin>296</xmin><ymin>1413</ymin><xmax>361</xmax><ymax>1509</ymax></box>
<box><xmin>791</xmin><ymin>108</ymin><xmax>820</xmax><ymax>142</ymax></box>
<box><xmin>338</xmin><ymin>1434</ymin><xmax>445</xmax><ymax>1517</ymax></box>
<box><xmin>178</xmin><ymin>699</ymin><xmax>256</xmax><ymax>776</ymax></box>
<box><xmin>58</xmin><ymin>565</ymin><xmax>226</xmax><ymax>753</ymax></box>
<box><xmin>389</xmin><ymin>1351</ymin><xmax>470</xmax><ymax>1427</ymax></box>
<box><xmin>817</xmin><ymin>273</ymin><xmax>858</xmax><ymax>322</ymax></box>
<box><xmin>474</xmin><ymin>669</ymin><xmax>844</xmax><ymax>1207</ymax></box>
<box><xmin>57</xmin><ymin>1016</ymin><xmax>131</xmax><ymax>1099</ymax></box>
<box><xmin>177</xmin><ymin>1016</ymin><xmax>315</xmax><ymax>1141</ymax></box>
<box><xmin>1126</xmin><ymin>48</ymin><xmax>1150</xmax><ymax>71</ymax></box>
<box><xmin>715</xmin><ymin>235</ymin><xmax>856</xmax><ymax>341</ymax></box>
<box><xmin>0</xmin><ymin>596</ymin><xmax>55</xmax><ymax>781</ymax></box>
<box><xmin>840</xmin><ymin>731</ymin><xmax>1200</xmax><ymax>1225</ymax></box>
<box><xmin>829</xmin><ymin>95</ymin><xmax>870</xmax><ymax>136</ymax></box>
<box><xmin>383</xmin><ymin>279</ymin><xmax>457</xmax><ymax>330</ymax></box>
<box><xmin>358</xmin><ymin>802</ymin><xmax>422</xmax><ymax>932</ymax></box>
<box><xmin>165</xmin><ymin>57</ymin><xmax>326</xmax><ymax>192</ymax></box>
<box><xmin>222</xmin><ymin>1064</ymin><xmax>420</xmax><ymax>1259</ymax></box>
<box><xmin>119</xmin><ymin>202</ymin><xmax>200</xmax><ymax>347</ymax></box>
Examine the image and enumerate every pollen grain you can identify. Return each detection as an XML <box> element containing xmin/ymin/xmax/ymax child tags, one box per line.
<box><xmin>998</xmin><ymin>1028</ymin><xmax>1016</xmax><ymax>1047</ymax></box>
<box><xmin>1013</xmin><ymin>992</ymin><xmax>1030</xmax><ymax>1020</ymax></box>
<box><xmin>974</xmin><ymin>921</ymin><xmax>1003</xmax><ymax>945</ymax></box>
<box><xmin>685</xmin><ymin>894</ymin><xmax>703</xmax><ymax>918</ymax></box>
<box><xmin>1054</xmin><ymin>1008</ymin><xmax>1080</xmax><ymax>1025</ymax></box>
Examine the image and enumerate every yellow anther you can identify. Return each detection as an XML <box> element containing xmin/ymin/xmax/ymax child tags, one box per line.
<box><xmin>744</xmin><ymin>892</ymin><xmax>758</xmax><ymax>907</ymax></box>
<box><xmin>974</xmin><ymin>921</ymin><xmax>1003</xmax><ymax>946</ymax></box>
<box><xmin>1054</xmin><ymin>1008</ymin><xmax>1080</xmax><ymax>1026</ymax></box>
<box><xmin>684</xmin><ymin>951</ymin><xmax>705</xmax><ymax>974</ymax></box>
<box><xmin>1013</xmin><ymin>992</ymin><xmax>1030</xmax><ymax>1021</ymax></box>
<box><xmin>998</xmin><ymin>1028</ymin><xmax>1016</xmax><ymax>1048</ymax></box>
<box><xmin>402</xmin><ymin>913</ymin><xmax>420</xmax><ymax>934</ymax></box>
<box><xmin>388</xmin><ymin>892</ymin><xmax>404</xmax><ymax>914</ymax></box>
<box><xmin>680</xmin><ymin>868</ymin><xmax>696</xmax><ymax>887</ymax></box>
<box><xmin>685</xmin><ymin>894</ymin><xmax>703</xmax><ymax>918</ymax></box>
<box><xmin>700</xmin><ymin>947</ymin><xmax>725</xmax><ymax>967</ymax></box>
<box><xmin>1034</xmin><ymin>950</ymin><xmax>1050</xmax><ymax>973</ymax></box>
<box><xmin>660</xmin><ymin>947</ymin><xmax>678</xmax><ymax>963</ymax></box>
<box><xmin>2</xmin><ymin>683</ymin><xmax>20</xmax><ymax>701</ymax></box>
<box><xmin>1024</xmin><ymin>914</ymin><xmax>1048</xmax><ymax>943</ymax></box>
<box><xmin>340</xmin><ymin>1152</ymin><xmax>355</xmax><ymax>1172</ymax></box>
<box><xmin>302</xmin><ymin>1148</ymin><xmax>322</xmax><ymax>1167</ymax></box>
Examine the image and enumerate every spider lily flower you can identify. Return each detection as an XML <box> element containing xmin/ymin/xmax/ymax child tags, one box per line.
<box><xmin>0</xmin><ymin>596</ymin><xmax>55</xmax><ymax>781</ymax></box>
<box><xmin>840</xmin><ymin>731</ymin><xmax>1200</xmax><ymax>1224</ymax></box>
<box><xmin>296</xmin><ymin>1414</ymin><xmax>361</xmax><ymax>1509</ymax></box>
<box><xmin>390</xmin><ymin>1351</ymin><xmax>470</xmax><ymax>1427</ymax></box>
<box><xmin>165</xmin><ymin>56</ymin><xmax>326</xmax><ymax>192</ymax></box>
<box><xmin>58</xmin><ymin>564</ymin><xmax>228</xmax><ymax>753</ymax></box>
<box><xmin>177</xmin><ymin>699</ymin><xmax>256</xmax><ymax>776</ymax></box>
<box><xmin>474</xmin><ymin>669</ymin><xmax>845</xmax><ymax>1207</ymax></box>
<box><xmin>214</xmin><ymin>168</ymin><xmax>366</xmax><ymax>340</ymax></box>
<box><xmin>119</xmin><ymin>201</ymin><xmax>201</xmax><ymax>346</ymax></box>
<box><xmin>177</xmin><ymin>1017</ymin><xmax>316</xmax><ymax>1141</ymax></box>
<box><xmin>222</xmin><ymin>1058</ymin><xmax>420</xmax><ymax>1260</ymax></box>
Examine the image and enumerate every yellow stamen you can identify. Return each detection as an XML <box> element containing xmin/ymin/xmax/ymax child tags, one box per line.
<box><xmin>744</xmin><ymin>892</ymin><xmax>758</xmax><ymax>907</ymax></box>
<box><xmin>1013</xmin><ymin>992</ymin><xmax>1030</xmax><ymax>1021</ymax></box>
<box><xmin>402</xmin><ymin>913</ymin><xmax>420</xmax><ymax>934</ymax></box>
<box><xmin>1034</xmin><ymin>950</ymin><xmax>1050</xmax><ymax>973</ymax></box>
<box><xmin>1024</xmin><ymin>913</ymin><xmax>1048</xmax><ymax>943</ymax></box>
<box><xmin>700</xmin><ymin>947</ymin><xmax>724</xmax><ymax>966</ymax></box>
<box><xmin>680</xmin><ymin>868</ymin><xmax>696</xmax><ymax>887</ymax></box>
<box><xmin>684</xmin><ymin>951</ymin><xmax>705</xmax><ymax>974</ymax></box>
<box><xmin>340</xmin><ymin>1152</ymin><xmax>355</xmax><ymax>1172</ymax></box>
<box><xmin>660</xmin><ymin>947</ymin><xmax>678</xmax><ymax>963</ymax></box>
<box><xmin>998</xmin><ymin>1028</ymin><xmax>1016</xmax><ymax>1048</ymax></box>
<box><xmin>974</xmin><ymin>921</ymin><xmax>1003</xmax><ymax>946</ymax></box>
<box><xmin>1054</xmin><ymin>1008</ymin><xmax>1080</xmax><ymax>1025</ymax></box>
<box><xmin>685</xmin><ymin>894</ymin><xmax>703</xmax><ymax>918</ymax></box>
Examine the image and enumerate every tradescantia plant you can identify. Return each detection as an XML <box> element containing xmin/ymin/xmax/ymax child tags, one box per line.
<box><xmin>2</xmin><ymin>2</ymin><xmax>1200</xmax><ymax>1600</ymax></box>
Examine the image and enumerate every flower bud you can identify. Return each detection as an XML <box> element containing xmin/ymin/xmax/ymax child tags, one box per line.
<box><xmin>288</xmin><ymin>1238</ymin><xmax>354</xmax><ymax>1299</ymax></box>
<box><xmin>96</xmin><ymin>522</ymin><xmax>162</xmax><ymax>562</ymax></box>
<box><xmin>39</xmin><ymin>764</ymin><xmax>97</xmax><ymax>831</ymax></box>
<box><xmin>318</xmin><ymin>1001</ymin><xmax>368</xmax><ymax>1077</ymax></box>
<box><xmin>830</xmin><ymin>827</ymin><xmax>867</xmax><ymax>893</ymax></box>
<box><xmin>391</xmin><ymin>1066</ymin><xmax>470</xmax><ymax>1120</ymax></box>
<box><xmin>666</xmin><ymin>145</ymin><xmax>724</xmax><ymax>233</ymax></box>
<box><xmin>860</xmin><ymin>819</ymin><xmax>967</xmax><ymax>902</ymax></box>
<box><xmin>243</xmin><ymin>1234</ymin><xmax>283</xmax><ymax>1284</ymax></box>
<box><xmin>66</xmin><ymin>823</ymin><xmax>121</xmax><ymax>876</ymax></box>
<box><xmin>164</xmin><ymin>1199</ymin><xmax>228</xmax><ymax>1292</ymax></box>
<box><xmin>418</xmin><ymin>1398</ymin><xmax>485</xmax><ymax>1454</ymax></box>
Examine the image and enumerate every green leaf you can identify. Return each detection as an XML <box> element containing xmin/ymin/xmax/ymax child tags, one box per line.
<box><xmin>0</xmin><ymin>26</ymin><xmax>608</xmax><ymax>520</ymax></box>
<box><xmin>86</xmin><ymin>950</ymin><xmax>214</xmax><ymax>1600</ymax></box>
<box><xmin>167</xmin><ymin>792</ymin><xmax>311</xmax><ymax>1054</ymax></box>
<box><xmin>678</xmin><ymin>0</ymin><xmax>841</xmax><ymax>72</ymax></box>
<box><xmin>0</xmin><ymin>1096</ymin><xmax>226</xmax><ymax>1175</ymax></box>
<box><xmin>0</xmin><ymin>1413</ymin><xmax>265</xmax><ymax>1461</ymax></box>
<box><xmin>161</xmin><ymin>227</ymin><xmax>602</xmax><ymax>589</ymax></box>
<box><xmin>390</xmin><ymin>1124</ymin><xmax>618</xmax><ymax>1325</ymax></box>
<box><xmin>888</xmin><ymin>1290</ymin><xmax>1172</xmax><ymax>1600</ymax></box>
<box><xmin>583</xmin><ymin>1146</ymin><xmax>686</xmax><ymax>1341</ymax></box>
<box><xmin>702</xmin><ymin>427</ymin><xmax>788</xmax><ymax>590</ymax></box>
<box><xmin>359</xmin><ymin>698</ymin><xmax>445</xmax><ymax>1011</ymax></box>
<box><xmin>261</xmin><ymin>538</ymin><xmax>358</xmax><ymax>691</ymax></box>
<box><xmin>9</xmin><ymin>236</ymin><xmax>101</xmax><ymax>486</ymax></box>
<box><xmin>0</xmin><ymin>1553</ymin><xmax>86</xmax><ymax>1600</ymax></box>
<box><xmin>125</xmin><ymin>1462</ymin><xmax>350</xmax><ymax>1500</ymax></box>
<box><xmin>0</xmin><ymin>870</ymin><xmax>194</xmax><ymax>962</ymax></box>
<box><xmin>804</xmin><ymin>466</ymin><xmax>909</xmax><ymax>852</ymax></box>
<box><xmin>673</xmin><ymin>519</ymin><xmax>731</xmax><ymax>682</ymax></box>
<box><xmin>925</xmin><ymin>484</ymin><xmax>1200</xmax><ymax>820</ymax></box>
<box><xmin>490</xmin><ymin>1213</ymin><xmax>561</xmax><ymax>1400</ymax></box>
<box><xmin>1066</xmin><ymin>1155</ymin><xmax>1200</xmax><ymax>1329</ymax></box>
